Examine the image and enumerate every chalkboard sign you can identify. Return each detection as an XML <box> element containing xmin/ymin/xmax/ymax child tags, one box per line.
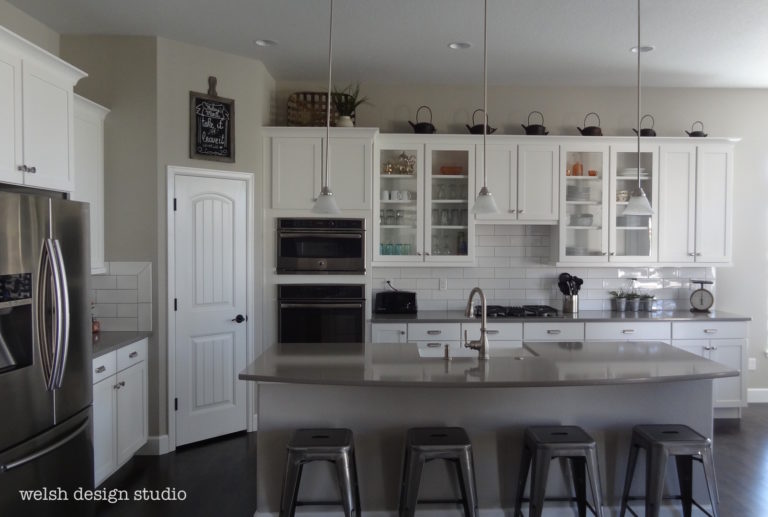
<box><xmin>190</xmin><ymin>77</ymin><xmax>235</xmax><ymax>162</ymax></box>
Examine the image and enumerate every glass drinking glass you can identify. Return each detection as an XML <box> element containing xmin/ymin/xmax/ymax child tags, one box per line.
<box><xmin>386</xmin><ymin>209</ymin><xmax>396</xmax><ymax>225</ymax></box>
<box><xmin>437</xmin><ymin>185</ymin><xmax>447</xmax><ymax>200</ymax></box>
<box><xmin>440</xmin><ymin>209</ymin><xmax>450</xmax><ymax>226</ymax></box>
<box><xmin>396</xmin><ymin>210</ymin><xmax>403</xmax><ymax>225</ymax></box>
<box><xmin>431</xmin><ymin>208</ymin><xmax>439</xmax><ymax>224</ymax></box>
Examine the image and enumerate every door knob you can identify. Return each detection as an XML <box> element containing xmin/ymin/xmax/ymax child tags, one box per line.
<box><xmin>232</xmin><ymin>314</ymin><xmax>246</xmax><ymax>323</ymax></box>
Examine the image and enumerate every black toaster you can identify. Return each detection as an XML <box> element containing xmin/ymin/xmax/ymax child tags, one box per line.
<box><xmin>374</xmin><ymin>291</ymin><xmax>417</xmax><ymax>314</ymax></box>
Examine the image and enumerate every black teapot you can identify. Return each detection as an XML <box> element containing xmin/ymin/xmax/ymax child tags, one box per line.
<box><xmin>466</xmin><ymin>109</ymin><xmax>497</xmax><ymax>135</ymax></box>
<box><xmin>632</xmin><ymin>114</ymin><xmax>656</xmax><ymax>137</ymax></box>
<box><xmin>521</xmin><ymin>110</ymin><xmax>549</xmax><ymax>135</ymax></box>
<box><xmin>685</xmin><ymin>120</ymin><xmax>708</xmax><ymax>137</ymax></box>
<box><xmin>408</xmin><ymin>105</ymin><xmax>436</xmax><ymax>134</ymax></box>
<box><xmin>577</xmin><ymin>112</ymin><xmax>603</xmax><ymax>136</ymax></box>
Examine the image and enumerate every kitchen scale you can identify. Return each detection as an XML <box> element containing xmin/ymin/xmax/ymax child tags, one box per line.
<box><xmin>690</xmin><ymin>279</ymin><xmax>714</xmax><ymax>312</ymax></box>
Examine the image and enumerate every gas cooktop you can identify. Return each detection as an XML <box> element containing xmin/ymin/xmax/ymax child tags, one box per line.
<box><xmin>473</xmin><ymin>305</ymin><xmax>559</xmax><ymax>318</ymax></box>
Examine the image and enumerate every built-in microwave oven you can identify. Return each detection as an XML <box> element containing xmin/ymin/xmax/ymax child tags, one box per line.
<box><xmin>276</xmin><ymin>218</ymin><xmax>365</xmax><ymax>274</ymax></box>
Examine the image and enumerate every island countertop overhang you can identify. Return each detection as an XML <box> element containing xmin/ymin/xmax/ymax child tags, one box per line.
<box><xmin>238</xmin><ymin>341</ymin><xmax>738</xmax><ymax>388</ymax></box>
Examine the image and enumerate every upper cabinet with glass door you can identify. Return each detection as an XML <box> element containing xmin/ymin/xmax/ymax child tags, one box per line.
<box><xmin>559</xmin><ymin>143</ymin><xmax>610</xmax><ymax>262</ymax></box>
<box><xmin>609</xmin><ymin>143</ymin><xmax>658</xmax><ymax>262</ymax></box>
<box><xmin>374</xmin><ymin>136</ymin><xmax>475</xmax><ymax>266</ymax></box>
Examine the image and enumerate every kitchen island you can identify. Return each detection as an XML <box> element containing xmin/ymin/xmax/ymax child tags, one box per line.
<box><xmin>239</xmin><ymin>341</ymin><xmax>737</xmax><ymax>516</ymax></box>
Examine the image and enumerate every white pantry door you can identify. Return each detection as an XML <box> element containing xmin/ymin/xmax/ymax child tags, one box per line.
<box><xmin>173</xmin><ymin>173</ymin><xmax>248</xmax><ymax>446</ymax></box>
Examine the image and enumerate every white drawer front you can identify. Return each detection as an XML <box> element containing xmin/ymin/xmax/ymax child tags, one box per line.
<box><xmin>93</xmin><ymin>351</ymin><xmax>117</xmax><ymax>384</ymax></box>
<box><xmin>585</xmin><ymin>322</ymin><xmax>671</xmax><ymax>341</ymax></box>
<box><xmin>408</xmin><ymin>323</ymin><xmax>460</xmax><ymax>341</ymax></box>
<box><xmin>462</xmin><ymin>322</ymin><xmax>522</xmax><ymax>341</ymax></box>
<box><xmin>672</xmin><ymin>321</ymin><xmax>747</xmax><ymax>340</ymax></box>
<box><xmin>524</xmin><ymin>322</ymin><xmax>584</xmax><ymax>341</ymax></box>
<box><xmin>117</xmin><ymin>338</ymin><xmax>147</xmax><ymax>371</ymax></box>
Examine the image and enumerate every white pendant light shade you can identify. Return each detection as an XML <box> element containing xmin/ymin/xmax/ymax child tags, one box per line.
<box><xmin>622</xmin><ymin>187</ymin><xmax>653</xmax><ymax>215</ymax></box>
<box><xmin>312</xmin><ymin>186</ymin><xmax>341</xmax><ymax>214</ymax></box>
<box><xmin>473</xmin><ymin>186</ymin><xmax>498</xmax><ymax>214</ymax></box>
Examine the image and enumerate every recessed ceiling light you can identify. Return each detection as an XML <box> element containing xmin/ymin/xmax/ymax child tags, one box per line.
<box><xmin>254</xmin><ymin>39</ymin><xmax>278</xmax><ymax>48</ymax></box>
<box><xmin>631</xmin><ymin>45</ymin><xmax>655</xmax><ymax>53</ymax></box>
<box><xmin>448</xmin><ymin>41</ymin><xmax>472</xmax><ymax>50</ymax></box>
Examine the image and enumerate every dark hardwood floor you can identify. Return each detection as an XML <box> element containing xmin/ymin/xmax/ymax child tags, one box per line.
<box><xmin>89</xmin><ymin>405</ymin><xmax>767</xmax><ymax>516</ymax></box>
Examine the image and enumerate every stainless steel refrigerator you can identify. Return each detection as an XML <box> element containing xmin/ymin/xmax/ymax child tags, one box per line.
<box><xmin>0</xmin><ymin>191</ymin><xmax>93</xmax><ymax>515</ymax></box>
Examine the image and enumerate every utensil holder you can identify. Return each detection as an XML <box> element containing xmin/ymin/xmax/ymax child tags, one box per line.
<box><xmin>563</xmin><ymin>295</ymin><xmax>579</xmax><ymax>314</ymax></box>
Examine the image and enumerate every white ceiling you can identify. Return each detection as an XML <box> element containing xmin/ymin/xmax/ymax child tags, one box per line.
<box><xmin>10</xmin><ymin>0</ymin><xmax>768</xmax><ymax>88</ymax></box>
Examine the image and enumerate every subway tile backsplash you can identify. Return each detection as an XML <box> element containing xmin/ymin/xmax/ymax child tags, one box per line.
<box><xmin>90</xmin><ymin>262</ymin><xmax>152</xmax><ymax>331</ymax></box>
<box><xmin>372</xmin><ymin>225</ymin><xmax>715</xmax><ymax>311</ymax></box>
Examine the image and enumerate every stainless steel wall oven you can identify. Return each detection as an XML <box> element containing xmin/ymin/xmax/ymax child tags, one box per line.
<box><xmin>276</xmin><ymin>218</ymin><xmax>365</xmax><ymax>274</ymax></box>
<box><xmin>278</xmin><ymin>284</ymin><xmax>365</xmax><ymax>343</ymax></box>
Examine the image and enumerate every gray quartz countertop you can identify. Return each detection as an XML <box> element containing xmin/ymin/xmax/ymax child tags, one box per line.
<box><xmin>238</xmin><ymin>341</ymin><xmax>737</xmax><ymax>388</ymax></box>
<box><xmin>93</xmin><ymin>331</ymin><xmax>152</xmax><ymax>358</ymax></box>
<box><xmin>371</xmin><ymin>309</ymin><xmax>750</xmax><ymax>323</ymax></box>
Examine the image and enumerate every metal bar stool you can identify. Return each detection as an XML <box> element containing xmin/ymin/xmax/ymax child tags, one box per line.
<box><xmin>619</xmin><ymin>424</ymin><xmax>719</xmax><ymax>517</ymax></box>
<box><xmin>513</xmin><ymin>425</ymin><xmax>604</xmax><ymax>517</ymax></box>
<box><xmin>279</xmin><ymin>428</ymin><xmax>361</xmax><ymax>517</ymax></box>
<box><xmin>398</xmin><ymin>426</ymin><xmax>478</xmax><ymax>517</ymax></box>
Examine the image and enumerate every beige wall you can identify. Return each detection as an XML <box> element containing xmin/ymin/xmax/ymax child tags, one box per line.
<box><xmin>60</xmin><ymin>35</ymin><xmax>161</xmax><ymax>431</ymax></box>
<box><xmin>0</xmin><ymin>0</ymin><xmax>58</xmax><ymax>55</ymax></box>
<box><xmin>277</xmin><ymin>81</ymin><xmax>768</xmax><ymax>391</ymax></box>
<box><xmin>155</xmin><ymin>36</ymin><xmax>274</xmax><ymax>437</ymax></box>
<box><xmin>60</xmin><ymin>35</ymin><xmax>275</xmax><ymax>439</ymax></box>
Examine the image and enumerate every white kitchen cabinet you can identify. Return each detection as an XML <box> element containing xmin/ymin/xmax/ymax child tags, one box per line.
<box><xmin>0</xmin><ymin>27</ymin><xmax>86</xmax><ymax>191</ymax></box>
<box><xmin>671</xmin><ymin>321</ymin><xmax>747</xmax><ymax>416</ymax></box>
<box><xmin>374</xmin><ymin>135</ymin><xmax>475</xmax><ymax>266</ymax></box>
<box><xmin>462</xmin><ymin>321</ymin><xmax>523</xmax><ymax>348</ymax></box>
<box><xmin>475</xmin><ymin>142</ymin><xmax>558</xmax><ymax>223</ymax></box>
<box><xmin>266</xmin><ymin>127</ymin><xmax>377</xmax><ymax>210</ymax></box>
<box><xmin>71</xmin><ymin>95</ymin><xmax>109</xmax><ymax>274</ymax></box>
<box><xmin>92</xmin><ymin>338</ymin><xmax>148</xmax><ymax>486</ymax></box>
<box><xmin>658</xmin><ymin>143</ymin><xmax>733</xmax><ymax>263</ymax></box>
<box><xmin>371</xmin><ymin>323</ymin><xmax>408</xmax><ymax>343</ymax></box>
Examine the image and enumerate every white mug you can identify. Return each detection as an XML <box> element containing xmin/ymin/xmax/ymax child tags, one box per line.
<box><xmin>381</xmin><ymin>190</ymin><xmax>390</xmax><ymax>201</ymax></box>
<box><xmin>395</xmin><ymin>190</ymin><xmax>405</xmax><ymax>200</ymax></box>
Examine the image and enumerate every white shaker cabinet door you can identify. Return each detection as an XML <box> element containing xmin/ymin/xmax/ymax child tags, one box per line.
<box><xmin>695</xmin><ymin>145</ymin><xmax>733</xmax><ymax>263</ymax></box>
<box><xmin>327</xmin><ymin>136</ymin><xmax>372</xmax><ymax>210</ymax></box>
<box><xmin>0</xmin><ymin>48</ymin><xmax>23</xmax><ymax>185</ymax></box>
<box><xmin>658</xmin><ymin>145</ymin><xmax>696</xmax><ymax>263</ymax></box>
<box><xmin>93</xmin><ymin>376</ymin><xmax>117</xmax><ymax>486</ymax></box>
<box><xmin>116</xmin><ymin>360</ymin><xmax>148</xmax><ymax>465</ymax></box>
<box><xmin>517</xmin><ymin>144</ymin><xmax>558</xmax><ymax>222</ymax></box>
<box><xmin>474</xmin><ymin>143</ymin><xmax>517</xmax><ymax>222</ymax></box>
<box><xmin>21</xmin><ymin>61</ymin><xmax>74</xmax><ymax>191</ymax></box>
<box><xmin>371</xmin><ymin>323</ymin><xmax>408</xmax><ymax>343</ymax></box>
<box><xmin>271</xmin><ymin>136</ymin><xmax>322</xmax><ymax>209</ymax></box>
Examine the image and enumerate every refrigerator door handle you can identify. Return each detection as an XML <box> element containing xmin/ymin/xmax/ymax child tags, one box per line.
<box><xmin>36</xmin><ymin>239</ymin><xmax>55</xmax><ymax>389</ymax></box>
<box><xmin>50</xmin><ymin>239</ymin><xmax>70</xmax><ymax>389</ymax></box>
<box><xmin>0</xmin><ymin>419</ymin><xmax>88</xmax><ymax>472</ymax></box>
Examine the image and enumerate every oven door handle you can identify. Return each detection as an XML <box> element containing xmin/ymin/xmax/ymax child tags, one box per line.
<box><xmin>278</xmin><ymin>233</ymin><xmax>362</xmax><ymax>239</ymax></box>
<box><xmin>279</xmin><ymin>303</ymin><xmax>364</xmax><ymax>309</ymax></box>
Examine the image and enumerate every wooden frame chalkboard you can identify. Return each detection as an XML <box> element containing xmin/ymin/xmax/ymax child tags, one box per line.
<box><xmin>190</xmin><ymin>77</ymin><xmax>235</xmax><ymax>162</ymax></box>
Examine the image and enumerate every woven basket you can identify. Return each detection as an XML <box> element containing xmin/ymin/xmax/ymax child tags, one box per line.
<box><xmin>287</xmin><ymin>91</ymin><xmax>354</xmax><ymax>127</ymax></box>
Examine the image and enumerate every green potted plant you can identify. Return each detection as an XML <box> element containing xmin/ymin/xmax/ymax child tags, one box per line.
<box><xmin>331</xmin><ymin>83</ymin><xmax>369</xmax><ymax>127</ymax></box>
<box><xmin>626</xmin><ymin>290</ymin><xmax>641</xmax><ymax>312</ymax></box>
<box><xmin>639</xmin><ymin>293</ymin><xmax>655</xmax><ymax>312</ymax></box>
<box><xmin>609</xmin><ymin>289</ymin><xmax>628</xmax><ymax>312</ymax></box>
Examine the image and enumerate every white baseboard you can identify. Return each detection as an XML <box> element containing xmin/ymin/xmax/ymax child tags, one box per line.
<box><xmin>136</xmin><ymin>434</ymin><xmax>171</xmax><ymax>456</ymax></box>
<box><xmin>748</xmin><ymin>388</ymin><xmax>768</xmax><ymax>403</ymax></box>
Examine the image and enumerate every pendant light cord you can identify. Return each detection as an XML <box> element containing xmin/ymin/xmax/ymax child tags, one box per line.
<box><xmin>482</xmin><ymin>0</ymin><xmax>488</xmax><ymax>188</ymax></box>
<box><xmin>636</xmin><ymin>0</ymin><xmax>641</xmax><ymax>191</ymax></box>
<box><xmin>324</xmin><ymin>0</ymin><xmax>334</xmax><ymax>191</ymax></box>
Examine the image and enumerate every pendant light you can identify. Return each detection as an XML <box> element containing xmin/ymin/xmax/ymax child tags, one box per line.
<box><xmin>472</xmin><ymin>0</ymin><xmax>498</xmax><ymax>214</ymax></box>
<box><xmin>623</xmin><ymin>0</ymin><xmax>654</xmax><ymax>216</ymax></box>
<box><xmin>312</xmin><ymin>0</ymin><xmax>341</xmax><ymax>214</ymax></box>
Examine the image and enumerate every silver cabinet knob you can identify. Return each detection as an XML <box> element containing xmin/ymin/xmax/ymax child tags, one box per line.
<box><xmin>688</xmin><ymin>252</ymin><xmax>695</xmax><ymax>257</ymax></box>
<box><xmin>28</xmin><ymin>166</ymin><xmax>36</xmax><ymax>173</ymax></box>
<box><xmin>547</xmin><ymin>329</ymin><xmax>561</xmax><ymax>335</ymax></box>
<box><xmin>95</xmin><ymin>365</ymin><xmax>106</xmax><ymax>374</ymax></box>
<box><xmin>17</xmin><ymin>165</ymin><xmax>27</xmax><ymax>172</ymax></box>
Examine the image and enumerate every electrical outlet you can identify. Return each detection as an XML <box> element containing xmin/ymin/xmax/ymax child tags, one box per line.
<box><xmin>748</xmin><ymin>357</ymin><xmax>757</xmax><ymax>370</ymax></box>
<box><xmin>439</xmin><ymin>278</ymin><xmax>448</xmax><ymax>290</ymax></box>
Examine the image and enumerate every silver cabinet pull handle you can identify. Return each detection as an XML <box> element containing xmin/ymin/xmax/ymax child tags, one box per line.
<box><xmin>621</xmin><ymin>329</ymin><xmax>636</xmax><ymax>334</ymax></box>
<box><xmin>426</xmin><ymin>330</ymin><xmax>441</xmax><ymax>335</ymax></box>
<box><xmin>425</xmin><ymin>252</ymin><xmax>431</xmax><ymax>256</ymax></box>
<box><xmin>710</xmin><ymin>346</ymin><xmax>717</xmax><ymax>351</ymax></box>
<box><xmin>416</xmin><ymin>251</ymin><xmax>422</xmax><ymax>256</ymax></box>
<box><xmin>95</xmin><ymin>365</ymin><xmax>106</xmax><ymax>374</ymax></box>
<box><xmin>113</xmin><ymin>384</ymin><xmax>121</xmax><ymax>390</ymax></box>
<box><xmin>703</xmin><ymin>345</ymin><xmax>713</xmax><ymax>351</ymax></box>
<box><xmin>399</xmin><ymin>330</ymin><xmax>405</xmax><ymax>335</ymax></box>
<box><xmin>129</xmin><ymin>351</ymin><xmax>139</xmax><ymax>358</ymax></box>
<box><xmin>486</xmin><ymin>330</ymin><xmax>499</xmax><ymax>335</ymax></box>
<box><xmin>518</xmin><ymin>209</ymin><xmax>525</xmax><ymax>213</ymax></box>
<box><xmin>17</xmin><ymin>165</ymin><xmax>28</xmax><ymax>172</ymax></box>
<box><xmin>688</xmin><ymin>252</ymin><xmax>695</xmax><ymax>256</ymax></box>
<box><xmin>547</xmin><ymin>329</ymin><xmax>561</xmax><ymax>335</ymax></box>
<box><xmin>704</xmin><ymin>329</ymin><xmax>718</xmax><ymax>334</ymax></box>
<box><xmin>427</xmin><ymin>342</ymin><xmax>441</xmax><ymax>348</ymax></box>
<box><xmin>602</xmin><ymin>252</ymin><xmax>608</xmax><ymax>256</ymax></box>
<box><xmin>695</xmin><ymin>252</ymin><xmax>702</xmax><ymax>256</ymax></box>
<box><xmin>609</xmin><ymin>252</ymin><xmax>616</xmax><ymax>256</ymax></box>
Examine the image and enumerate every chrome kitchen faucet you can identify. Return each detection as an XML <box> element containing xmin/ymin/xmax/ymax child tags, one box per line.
<box><xmin>464</xmin><ymin>287</ymin><xmax>490</xmax><ymax>360</ymax></box>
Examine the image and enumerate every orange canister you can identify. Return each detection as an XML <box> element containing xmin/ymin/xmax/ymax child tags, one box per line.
<box><xmin>572</xmin><ymin>162</ymin><xmax>584</xmax><ymax>176</ymax></box>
